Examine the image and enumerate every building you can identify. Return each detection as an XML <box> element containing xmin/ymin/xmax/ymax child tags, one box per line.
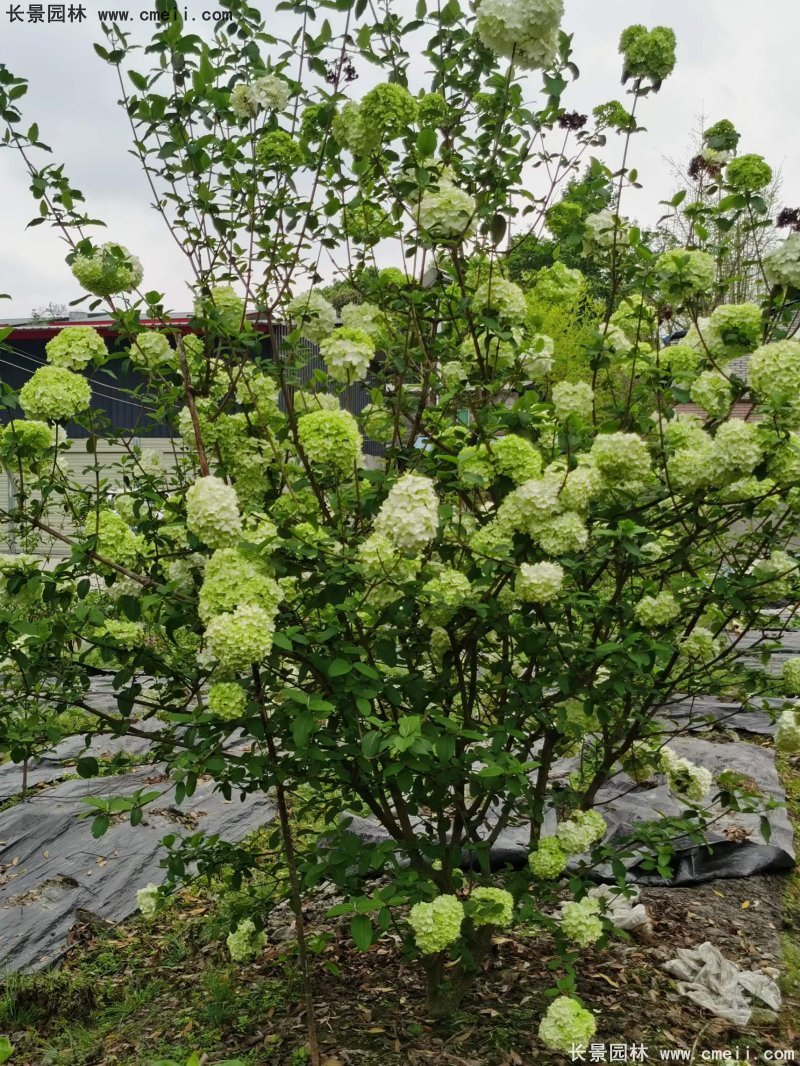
<box><xmin>0</xmin><ymin>311</ymin><xmax>376</xmax><ymax>556</ymax></box>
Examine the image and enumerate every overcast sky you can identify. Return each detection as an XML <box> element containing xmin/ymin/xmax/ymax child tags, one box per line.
<box><xmin>1</xmin><ymin>0</ymin><xmax>798</xmax><ymax>319</ymax></box>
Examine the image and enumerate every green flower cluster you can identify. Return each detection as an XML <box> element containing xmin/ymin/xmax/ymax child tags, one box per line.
<box><xmin>775</xmin><ymin>709</ymin><xmax>800</xmax><ymax>753</ymax></box>
<box><xmin>555</xmin><ymin>809</ymin><xmax>607</xmax><ymax>854</ymax></box>
<box><xmin>417</xmin><ymin>92</ymin><xmax>450</xmax><ymax>128</ymax></box>
<box><xmin>593</xmin><ymin>99</ymin><xmax>633</xmax><ymax>131</ymax></box>
<box><xmin>287</xmin><ymin>290</ymin><xmax>337</xmax><ymax>344</ymax></box>
<box><xmin>713</xmin><ymin>420</ymin><xmax>763</xmax><ymax>479</ymax></box>
<box><xmin>590</xmin><ymin>432</ymin><xmax>651</xmax><ymax>484</ymax></box>
<box><xmin>359</xmin><ymin>83</ymin><xmax>417</xmax><ymax>143</ymax></box>
<box><xmin>492</xmin><ymin>436</ymin><xmax>543</xmax><ymax>483</ymax></box>
<box><xmin>130</xmin><ymin>330</ymin><xmax>171</xmax><ymax>370</ymax></box>
<box><xmin>782</xmin><ymin>658</ymin><xmax>800</xmax><ymax>694</ymax></box>
<box><xmin>552</xmin><ymin>380</ymin><xmax>594</xmax><ymax>423</ymax></box>
<box><xmin>206</xmin><ymin>603</ymin><xmax>275</xmax><ymax>672</ymax></box>
<box><xmin>289</xmin><ymin>391</ymin><xmax>337</xmax><ymax>418</ymax></box>
<box><xmin>340</xmin><ymin>302</ymin><xmax>389</xmax><ymax>346</ymax></box>
<box><xmin>610</xmin><ymin>298</ymin><xmax>657</xmax><ymax>342</ymax></box>
<box><xmin>359</xmin><ymin>404</ymin><xmax>394</xmax><ymax>444</ymax></box>
<box><xmin>103</xmin><ymin>619</ymin><xmax>144</xmax><ymax>650</ymax></box>
<box><xmin>531</xmin><ymin>262</ymin><xmax>585</xmax><ymax>306</ymax></box>
<box><xmin>407</xmin><ymin>894</ymin><xmax>464</xmax><ymax>954</ymax></box>
<box><xmin>199</xmin><ymin>547</ymin><xmax>280</xmax><ymax>623</ymax></box>
<box><xmin>226</xmin><ymin>918</ymin><xmax>265</xmax><ymax>962</ymax></box>
<box><xmin>660</xmin><ymin>746</ymin><xmax>714</xmax><ymax>801</ymax></box>
<box><xmin>297</xmin><ymin>410</ymin><xmax>362</xmax><ymax>477</ymax></box>
<box><xmin>560</xmin><ymin>896</ymin><xmax>603</xmax><ymax>946</ymax></box>
<box><xmin>472</xmin><ymin>277</ymin><xmax>527</xmax><ymax>324</ymax></box>
<box><xmin>1</xmin><ymin>419</ymin><xmax>55</xmax><ymax>458</ymax></box>
<box><xmin>725</xmin><ymin>153</ymin><xmax>772</xmax><ymax>193</ymax></box>
<box><xmin>236</xmin><ymin>370</ymin><xmax>284</xmax><ymax>429</ymax></box>
<box><xmin>333</xmin><ymin>83</ymin><xmax>417</xmax><ymax>155</ymax></box>
<box><xmin>208</xmin><ymin>681</ymin><xmax>248</xmax><ymax>721</ymax></box>
<box><xmin>194</xmin><ymin>285</ymin><xmax>245</xmax><ymax>334</ymax></box>
<box><xmin>667</xmin><ymin>437</ymin><xmax>718</xmax><ymax>493</ymax></box>
<box><xmin>655</xmin><ymin>248</ymin><xmax>715</xmax><ymax>303</ymax></box>
<box><xmin>704</xmin><ymin>118</ymin><xmax>740</xmax><ymax>153</ymax></box>
<box><xmin>71</xmin><ymin>242</ymin><xmax>143</xmax><ymax>297</ymax></box>
<box><xmin>357</xmin><ymin>533</ymin><xmax>420</xmax><ymax>610</ymax></box>
<box><xmin>19</xmin><ymin>365</ymin><xmax>91</xmax><ymax>422</ymax></box>
<box><xmin>252</xmin><ymin>73</ymin><xmax>290</xmax><ymax>111</ymax></box>
<box><xmin>45</xmin><ymin>326</ymin><xmax>107</xmax><ymax>371</ymax></box>
<box><xmin>706</xmin><ymin>302</ymin><xmax>762</xmax><ymax>357</ymax></box>
<box><xmin>764</xmin><ymin>235</ymin><xmax>800</xmax><ymax>289</ymax></box>
<box><xmin>86</xmin><ymin>509</ymin><xmax>145</xmax><ymax>568</ymax></box>
<box><xmin>256</xmin><ymin>129</ymin><xmax>304</xmax><ymax>169</ymax></box>
<box><xmin>619</xmin><ymin>24</ymin><xmax>677</xmax><ymax>82</ymax></box>
<box><xmin>458</xmin><ymin>437</ymin><xmax>542</xmax><ymax>488</ymax></box>
<box><xmin>538</xmin><ymin>996</ymin><xmax>597</xmax><ymax>1053</ymax></box>
<box><xmin>418</xmin><ymin>178</ymin><xmax>476</xmax><ymax>241</ymax></box>
<box><xmin>470</xmin><ymin>887</ymin><xmax>514</xmax><ymax>928</ymax></box>
<box><xmin>634</xmin><ymin>591</ymin><xmax>680</xmax><ymax>629</ymax></box>
<box><xmin>690</xmin><ymin>371</ymin><xmax>732</xmax><ymax>418</ymax></box>
<box><xmin>420</xmin><ymin>568</ymin><xmax>472</xmax><ymax>624</ymax></box>
<box><xmin>582</xmin><ymin>209</ymin><xmax>619</xmax><ymax>251</ymax></box>
<box><xmin>659</xmin><ymin>343</ymin><xmax>700</xmax><ymax>381</ymax></box>
<box><xmin>528</xmin><ymin>836</ymin><xmax>568</xmax><ymax>878</ymax></box>
<box><xmin>136</xmin><ymin>883</ymin><xmax>160</xmax><ymax>918</ymax></box>
<box><xmin>679</xmin><ymin>626</ymin><xmax>718</xmax><ymax>663</ymax></box>
<box><xmin>749</xmin><ymin>340</ymin><xmax>800</xmax><ymax>422</ymax></box>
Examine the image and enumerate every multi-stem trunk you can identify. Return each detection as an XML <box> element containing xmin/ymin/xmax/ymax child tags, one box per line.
<box><xmin>421</xmin><ymin>924</ymin><xmax>494</xmax><ymax>1018</ymax></box>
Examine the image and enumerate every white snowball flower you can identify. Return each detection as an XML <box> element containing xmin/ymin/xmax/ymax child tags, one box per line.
<box><xmin>186</xmin><ymin>476</ymin><xmax>243</xmax><ymax>549</ymax></box>
<box><xmin>476</xmin><ymin>0</ymin><xmax>564</xmax><ymax>71</ymax></box>
<box><xmin>252</xmin><ymin>73</ymin><xmax>290</xmax><ymax>111</ymax></box>
<box><xmin>373</xmin><ymin>474</ymin><xmax>440</xmax><ymax>553</ymax></box>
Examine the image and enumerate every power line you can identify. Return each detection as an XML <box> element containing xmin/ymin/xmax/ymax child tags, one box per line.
<box><xmin>0</xmin><ymin>346</ymin><xmax>162</xmax><ymax>413</ymax></box>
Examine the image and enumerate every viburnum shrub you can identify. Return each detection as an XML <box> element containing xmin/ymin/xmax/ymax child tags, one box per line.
<box><xmin>2</xmin><ymin>0</ymin><xmax>800</xmax><ymax>1052</ymax></box>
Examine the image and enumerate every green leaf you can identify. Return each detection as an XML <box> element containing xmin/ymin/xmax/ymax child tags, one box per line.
<box><xmin>416</xmin><ymin>128</ymin><xmax>437</xmax><ymax>157</ymax></box>
<box><xmin>91</xmin><ymin>814</ymin><xmax>110</xmax><ymax>839</ymax></box>
<box><xmin>293</xmin><ymin>710</ymin><xmax>316</xmax><ymax>748</ymax></box>
<box><xmin>0</xmin><ymin>1037</ymin><xmax>13</xmax><ymax>1064</ymax></box>
<box><xmin>76</xmin><ymin>757</ymin><xmax>99</xmax><ymax>779</ymax></box>
<box><xmin>351</xmin><ymin>913</ymin><xmax>373</xmax><ymax>951</ymax></box>
<box><xmin>361</xmin><ymin>731</ymin><xmax>382</xmax><ymax>758</ymax></box>
<box><xmin>328</xmin><ymin>658</ymin><xmax>352</xmax><ymax>678</ymax></box>
<box><xmin>490</xmin><ymin>212</ymin><xmax>507</xmax><ymax>246</ymax></box>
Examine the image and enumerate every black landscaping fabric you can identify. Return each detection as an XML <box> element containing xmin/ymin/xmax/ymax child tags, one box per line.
<box><xmin>0</xmin><ymin>672</ymin><xmax>796</xmax><ymax>973</ymax></box>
